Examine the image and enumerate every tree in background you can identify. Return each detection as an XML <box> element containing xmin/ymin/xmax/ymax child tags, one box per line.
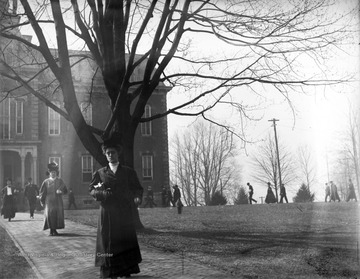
<box><xmin>330</xmin><ymin>106</ymin><xmax>360</xmax><ymax>200</ymax></box>
<box><xmin>332</xmin><ymin>151</ymin><xmax>352</xmax><ymax>200</ymax></box>
<box><xmin>297</xmin><ymin>145</ymin><xmax>317</xmax><ymax>192</ymax></box>
<box><xmin>209</xmin><ymin>191</ymin><xmax>227</xmax><ymax>206</ymax></box>
<box><xmin>171</xmin><ymin>120</ymin><xmax>239</xmax><ymax>206</ymax></box>
<box><xmin>233</xmin><ymin>186</ymin><xmax>248</xmax><ymax>205</ymax></box>
<box><xmin>293</xmin><ymin>183</ymin><xmax>315</xmax><ymax>203</ymax></box>
<box><xmin>0</xmin><ymin>1</ymin><xmax>355</xmax><ymax>166</ymax></box>
<box><xmin>252</xmin><ymin>135</ymin><xmax>297</xmax><ymax>201</ymax></box>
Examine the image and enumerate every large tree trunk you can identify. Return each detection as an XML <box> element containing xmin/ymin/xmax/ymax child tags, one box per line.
<box><xmin>113</xmin><ymin>118</ymin><xmax>144</xmax><ymax>230</ymax></box>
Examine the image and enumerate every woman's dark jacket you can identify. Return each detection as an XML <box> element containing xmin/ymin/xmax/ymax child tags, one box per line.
<box><xmin>89</xmin><ymin>164</ymin><xmax>143</xmax><ymax>273</ymax></box>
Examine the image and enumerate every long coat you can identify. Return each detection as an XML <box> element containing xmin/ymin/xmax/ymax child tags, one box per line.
<box><xmin>24</xmin><ymin>183</ymin><xmax>39</xmax><ymax>207</ymax></box>
<box><xmin>330</xmin><ymin>183</ymin><xmax>340</xmax><ymax>202</ymax></box>
<box><xmin>173</xmin><ymin>187</ymin><xmax>181</xmax><ymax>204</ymax></box>
<box><xmin>265</xmin><ymin>186</ymin><xmax>277</xmax><ymax>204</ymax></box>
<box><xmin>1</xmin><ymin>186</ymin><xmax>17</xmax><ymax>219</ymax></box>
<box><xmin>346</xmin><ymin>182</ymin><xmax>357</xmax><ymax>201</ymax></box>
<box><xmin>89</xmin><ymin>165</ymin><xmax>143</xmax><ymax>278</ymax></box>
<box><xmin>280</xmin><ymin>185</ymin><xmax>286</xmax><ymax>197</ymax></box>
<box><xmin>39</xmin><ymin>178</ymin><xmax>68</xmax><ymax>230</ymax></box>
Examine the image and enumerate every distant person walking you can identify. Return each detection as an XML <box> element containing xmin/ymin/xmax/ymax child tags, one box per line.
<box><xmin>279</xmin><ymin>184</ymin><xmax>288</xmax><ymax>203</ymax></box>
<box><xmin>329</xmin><ymin>181</ymin><xmax>340</xmax><ymax>202</ymax></box>
<box><xmin>1</xmin><ymin>178</ymin><xmax>18</xmax><ymax>222</ymax></box>
<box><xmin>67</xmin><ymin>188</ymin><xmax>77</xmax><ymax>209</ymax></box>
<box><xmin>324</xmin><ymin>183</ymin><xmax>331</xmax><ymax>202</ymax></box>
<box><xmin>265</xmin><ymin>182</ymin><xmax>277</xmax><ymax>204</ymax></box>
<box><xmin>39</xmin><ymin>162</ymin><xmax>68</xmax><ymax>236</ymax></box>
<box><xmin>247</xmin><ymin>183</ymin><xmax>257</xmax><ymax>204</ymax></box>
<box><xmin>172</xmin><ymin>185</ymin><xmax>181</xmax><ymax>206</ymax></box>
<box><xmin>346</xmin><ymin>179</ymin><xmax>357</xmax><ymax>202</ymax></box>
<box><xmin>172</xmin><ymin>185</ymin><xmax>183</xmax><ymax>214</ymax></box>
<box><xmin>166</xmin><ymin>187</ymin><xmax>173</xmax><ymax>207</ymax></box>
<box><xmin>161</xmin><ymin>186</ymin><xmax>167</xmax><ymax>207</ymax></box>
<box><xmin>24</xmin><ymin>177</ymin><xmax>39</xmax><ymax>218</ymax></box>
<box><xmin>161</xmin><ymin>186</ymin><xmax>173</xmax><ymax>207</ymax></box>
<box><xmin>143</xmin><ymin>186</ymin><xmax>157</xmax><ymax>208</ymax></box>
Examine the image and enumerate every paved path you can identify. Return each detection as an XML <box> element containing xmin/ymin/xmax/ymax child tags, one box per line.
<box><xmin>0</xmin><ymin>212</ymin><xmax>233</xmax><ymax>279</ymax></box>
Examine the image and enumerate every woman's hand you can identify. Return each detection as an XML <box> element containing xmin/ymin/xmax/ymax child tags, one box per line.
<box><xmin>56</xmin><ymin>189</ymin><xmax>62</xmax><ymax>194</ymax></box>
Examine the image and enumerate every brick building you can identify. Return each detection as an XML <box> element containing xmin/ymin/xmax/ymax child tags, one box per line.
<box><xmin>0</xmin><ymin>1</ymin><xmax>171</xmax><ymax>208</ymax></box>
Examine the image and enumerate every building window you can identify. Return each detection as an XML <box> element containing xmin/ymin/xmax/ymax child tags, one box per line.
<box><xmin>48</xmin><ymin>102</ymin><xmax>60</xmax><ymax>135</ymax></box>
<box><xmin>141</xmin><ymin>105</ymin><xmax>152</xmax><ymax>136</ymax></box>
<box><xmin>81</xmin><ymin>102</ymin><xmax>92</xmax><ymax>125</ymax></box>
<box><xmin>15</xmin><ymin>99</ymin><xmax>23</xmax><ymax>134</ymax></box>
<box><xmin>49</xmin><ymin>157</ymin><xmax>61</xmax><ymax>175</ymax></box>
<box><xmin>82</xmin><ymin>155</ymin><xmax>93</xmax><ymax>183</ymax></box>
<box><xmin>142</xmin><ymin>154</ymin><xmax>153</xmax><ymax>180</ymax></box>
<box><xmin>0</xmin><ymin>98</ymin><xmax>10</xmax><ymax>139</ymax></box>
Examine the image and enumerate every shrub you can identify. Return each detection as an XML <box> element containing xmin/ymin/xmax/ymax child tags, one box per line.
<box><xmin>233</xmin><ymin>186</ymin><xmax>248</xmax><ymax>205</ymax></box>
<box><xmin>293</xmin><ymin>183</ymin><xmax>315</xmax><ymax>203</ymax></box>
<box><xmin>209</xmin><ymin>191</ymin><xmax>227</xmax><ymax>206</ymax></box>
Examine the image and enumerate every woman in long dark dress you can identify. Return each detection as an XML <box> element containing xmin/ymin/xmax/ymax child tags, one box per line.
<box><xmin>346</xmin><ymin>178</ymin><xmax>357</xmax><ymax>202</ymax></box>
<box><xmin>1</xmin><ymin>178</ymin><xmax>18</xmax><ymax>221</ymax></box>
<box><xmin>90</xmin><ymin>137</ymin><xmax>143</xmax><ymax>278</ymax></box>
<box><xmin>39</xmin><ymin>162</ymin><xmax>68</xmax><ymax>236</ymax></box>
<box><xmin>265</xmin><ymin>182</ymin><xmax>277</xmax><ymax>204</ymax></box>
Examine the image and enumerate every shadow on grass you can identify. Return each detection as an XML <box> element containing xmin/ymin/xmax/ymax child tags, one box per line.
<box><xmin>137</xmin><ymin>227</ymin><xmax>159</xmax><ymax>234</ymax></box>
<box><xmin>140</xmin><ymin>228</ymin><xmax>358</xmax><ymax>252</ymax></box>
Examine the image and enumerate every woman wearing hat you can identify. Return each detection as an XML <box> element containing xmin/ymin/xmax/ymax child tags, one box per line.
<box><xmin>90</xmin><ymin>136</ymin><xmax>143</xmax><ymax>278</ymax></box>
<box><xmin>1</xmin><ymin>178</ymin><xmax>18</xmax><ymax>221</ymax></box>
<box><xmin>39</xmin><ymin>162</ymin><xmax>68</xmax><ymax>236</ymax></box>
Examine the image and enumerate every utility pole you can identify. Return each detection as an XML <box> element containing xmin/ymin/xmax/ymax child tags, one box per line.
<box><xmin>268</xmin><ymin>118</ymin><xmax>281</xmax><ymax>202</ymax></box>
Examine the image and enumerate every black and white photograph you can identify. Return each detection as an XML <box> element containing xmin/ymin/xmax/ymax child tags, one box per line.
<box><xmin>0</xmin><ymin>0</ymin><xmax>359</xmax><ymax>278</ymax></box>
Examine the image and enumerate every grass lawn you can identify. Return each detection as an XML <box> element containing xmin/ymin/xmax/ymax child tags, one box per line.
<box><xmin>65</xmin><ymin>202</ymin><xmax>360</xmax><ymax>278</ymax></box>
<box><xmin>0</xmin><ymin>224</ymin><xmax>37</xmax><ymax>279</ymax></box>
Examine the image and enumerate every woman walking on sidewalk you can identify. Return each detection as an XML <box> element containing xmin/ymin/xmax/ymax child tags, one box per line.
<box><xmin>1</xmin><ymin>178</ymin><xmax>18</xmax><ymax>222</ymax></box>
<box><xmin>39</xmin><ymin>162</ymin><xmax>68</xmax><ymax>236</ymax></box>
<box><xmin>90</xmin><ymin>135</ymin><xmax>143</xmax><ymax>278</ymax></box>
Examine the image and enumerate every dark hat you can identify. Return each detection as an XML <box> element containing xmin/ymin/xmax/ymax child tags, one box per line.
<box><xmin>48</xmin><ymin>162</ymin><xmax>59</xmax><ymax>172</ymax></box>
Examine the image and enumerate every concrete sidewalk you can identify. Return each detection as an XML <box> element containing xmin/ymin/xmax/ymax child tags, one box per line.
<box><xmin>0</xmin><ymin>212</ymin><xmax>233</xmax><ymax>279</ymax></box>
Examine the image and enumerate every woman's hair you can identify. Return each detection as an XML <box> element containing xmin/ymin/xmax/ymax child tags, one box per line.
<box><xmin>5</xmin><ymin>177</ymin><xmax>12</xmax><ymax>183</ymax></box>
<box><xmin>101</xmin><ymin>144</ymin><xmax>122</xmax><ymax>155</ymax></box>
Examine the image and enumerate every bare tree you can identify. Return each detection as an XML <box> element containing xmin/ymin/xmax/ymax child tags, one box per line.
<box><xmin>0</xmin><ymin>0</ymin><xmax>355</xmax><ymax>167</ymax></box>
<box><xmin>172</xmin><ymin>133</ymin><xmax>200</xmax><ymax>206</ymax></box>
<box><xmin>171</xmin><ymin>120</ymin><xmax>239</xmax><ymax>206</ymax></box>
<box><xmin>297</xmin><ymin>145</ymin><xmax>317</xmax><ymax>191</ymax></box>
<box><xmin>252</xmin><ymin>134</ymin><xmax>297</xmax><ymax>200</ymax></box>
<box><xmin>343</xmin><ymin>108</ymin><xmax>360</xmax><ymax>194</ymax></box>
<box><xmin>332</xmin><ymin>150</ymin><xmax>351</xmax><ymax>200</ymax></box>
<box><xmin>332</xmin><ymin>106</ymin><xmax>360</xmax><ymax>197</ymax></box>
